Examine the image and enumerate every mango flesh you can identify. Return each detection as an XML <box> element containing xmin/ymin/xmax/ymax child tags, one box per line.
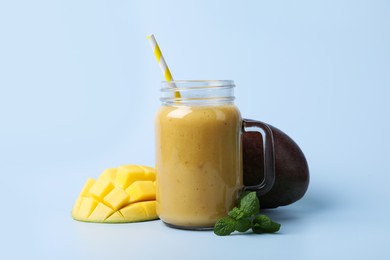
<box><xmin>72</xmin><ymin>165</ymin><xmax>158</xmax><ymax>223</ymax></box>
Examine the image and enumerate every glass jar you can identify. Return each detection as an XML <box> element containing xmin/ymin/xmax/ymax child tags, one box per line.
<box><xmin>155</xmin><ymin>80</ymin><xmax>275</xmax><ymax>230</ymax></box>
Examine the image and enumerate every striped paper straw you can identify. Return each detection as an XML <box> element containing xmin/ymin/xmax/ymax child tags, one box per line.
<box><xmin>147</xmin><ymin>34</ymin><xmax>181</xmax><ymax>98</ymax></box>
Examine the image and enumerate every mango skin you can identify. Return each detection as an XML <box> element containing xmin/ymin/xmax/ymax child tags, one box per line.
<box><xmin>242</xmin><ymin>122</ymin><xmax>310</xmax><ymax>208</ymax></box>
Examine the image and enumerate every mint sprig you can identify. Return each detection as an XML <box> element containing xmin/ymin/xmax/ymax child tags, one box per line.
<box><xmin>213</xmin><ymin>191</ymin><xmax>281</xmax><ymax>236</ymax></box>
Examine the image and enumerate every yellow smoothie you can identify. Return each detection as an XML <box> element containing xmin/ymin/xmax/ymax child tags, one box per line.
<box><xmin>155</xmin><ymin>104</ymin><xmax>243</xmax><ymax>228</ymax></box>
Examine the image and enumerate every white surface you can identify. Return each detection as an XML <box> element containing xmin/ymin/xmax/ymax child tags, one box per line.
<box><xmin>1</xmin><ymin>0</ymin><xmax>389</xmax><ymax>259</ymax></box>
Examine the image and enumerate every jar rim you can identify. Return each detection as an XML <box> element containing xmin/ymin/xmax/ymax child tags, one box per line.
<box><xmin>162</xmin><ymin>80</ymin><xmax>234</xmax><ymax>84</ymax></box>
<box><xmin>161</xmin><ymin>80</ymin><xmax>235</xmax><ymax>92</ymax></box>
<box><xmin>160</xmin><ymin>80</ymin><xmax>236</xmax><ymax>105</ymax></box>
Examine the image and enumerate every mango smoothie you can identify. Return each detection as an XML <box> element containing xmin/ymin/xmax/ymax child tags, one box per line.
<box><xmin>155</xmin><ymin>104</ymin><xmax>243</xmax><ymax>228</ymax></box>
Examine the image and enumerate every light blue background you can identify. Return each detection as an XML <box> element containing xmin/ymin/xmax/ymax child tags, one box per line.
<box><xmin>1</xmin><ymin>0</ymin><xmax>389</xmax><ymax>259</ymax></box>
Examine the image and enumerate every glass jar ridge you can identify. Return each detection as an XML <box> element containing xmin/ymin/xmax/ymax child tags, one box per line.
<box><xmin>160</xmin><ymin>80</ymin><xmax>236</xmax><ymax>105</ymax></box>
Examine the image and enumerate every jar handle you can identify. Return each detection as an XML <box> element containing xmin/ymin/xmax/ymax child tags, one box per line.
<box><xmin>242</xmin><ymin>119</ymin><xmax>275</xmax><ymax>196</ymax></box>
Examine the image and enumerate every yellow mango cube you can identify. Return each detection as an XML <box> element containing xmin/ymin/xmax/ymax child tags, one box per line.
<box><xmin>115</xmin><ymin>165</ymin><xmax>154</xmax><ymax>189</ymax></box>
<box><xmin>88</xmin><ymin>202</ymin><xmax>114</xmax><ymax>222</ymax></box>
<box><xmin>75</xmin><ymin>197</ymin><xmax>99</xmax><ymax>220</ymax></box>
<box><xmin>71</xmin><ymin>196</ymin><xmax>82</xmax><ymax>217</ymax></box>
<box><xmin>139</xmin><ymin>166</ymin><xmax>156</xmax><ymax>183</ymax></box>
<box><xmin>103</xmin><ymin>187</ymin><xmax>130</xmax><ymax>210</ymax></box>
<box><xmin>98</xmin><ymin>168</ymin><xmax>117</xmax><ymax>182</ymax></box>
<box><xmin>89</xmin><ymin>178</ymin><xmax>114</xmax><ymax>201</ymax></box>
<box><xmin>138</xmin><ymin>165</ymin><xmax>156</xmax><ymax>177</ymax></box>
<box><xmin>79</xmin><ymin>178</ymin><xmax>96</xmax><ymax>197</ymax></box>
<box><xmin>119</xmin><ymin>201</ymin><xmax>158</xmax><ymax>222</ymax></box>
<box><xmin>119</xmin><ymin>202</ymin><xmax>146</xmax><ymax>222</ymax></box>
<box><xmin>105</xmin><ymin>211</ymin><xmax>125</xmax><ymax>223</ymax></box>
<box><xmin>140</xmin><ymin>201</ymin><xmax>157</xmax><ymax>217</ymax></box>
<box><xmin>126</xmin><ymin>181</ymin><xmax>156</xmax><ymax>203</ymax></box>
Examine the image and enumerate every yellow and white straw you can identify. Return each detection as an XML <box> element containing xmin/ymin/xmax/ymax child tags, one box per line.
<box><xmin>147</xmin><ymin>34</ymin><xmax>180</xmax><ymax>98</ymax></box>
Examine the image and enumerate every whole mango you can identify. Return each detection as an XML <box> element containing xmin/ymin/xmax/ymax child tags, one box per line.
<box><xmin>242</xmin><ymin>122</ymin><xmax>309</xmax><ymax>208</ymax></box>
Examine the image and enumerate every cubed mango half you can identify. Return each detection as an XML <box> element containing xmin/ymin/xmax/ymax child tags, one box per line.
<box><xmin>72</xmin><ymin>164</ymin><xmax>158</xmax><ymax>223</ymax></box>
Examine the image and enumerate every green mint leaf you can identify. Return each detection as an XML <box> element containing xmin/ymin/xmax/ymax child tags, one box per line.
<box><xmin>237</xmin><ymin>191</ymin><xmax>251</xmax><ymax>207</ymax></box>
<box><xmin>228</xmin><ymin>207</ymin><xmax>245</xmax><ymax>220</ymax></box>
<box><xmin>239</xmin><ymin>191</ymin><xmax>260</xmax><ymax>217</ymax></box>
<box><xmin>252</xmin><ymin>215</ymin><xmax>281</xmax><ymax>234</ymax></box>
<box><xmin>252</xmin><ymin>215</ymin><xmax>271</xmax><ymax>234</ymax></box>
<box><xmin>235</xmin><ymin>218</ymin><xmax>251</xmax><ymax>233</ymax></box>
<box><xmin>267</xmin><ymin>221</ymin><xmax>281</xmax><ymax>233</ymax></box>
<box><xmin>254</xmin><ymin>215</ymin><xmax>272</xmax><ymax>226</ymax></box>
<box><xmin>214</xmin><ymin>217</ymin><xmax>236</xmax><ymax>236</ymax></box>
